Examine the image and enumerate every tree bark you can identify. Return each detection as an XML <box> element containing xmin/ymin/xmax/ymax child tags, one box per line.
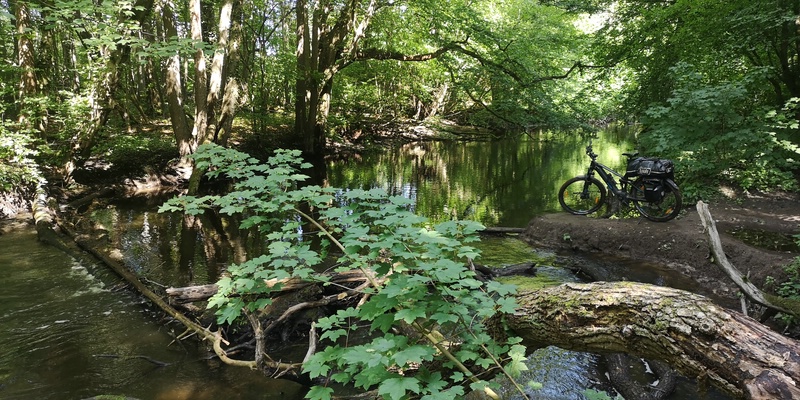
<box><xmin>165</xmin><ymin>269</ymin><xmax>378</xmax><ymax>303</ymax></box>
<box><xmin>506</xmin><ymin>281</ymin><xmax>800</xmax><ymax>399</ymax></box>
<box><xmin>161</xmin><ymin>0</ymin><xmax>193</xmax><ymax>158</ymax></box>
<box><xmin>189</xmin><ymin>0</ymin><xmax>207</xmax><ymax>155</ymax></box>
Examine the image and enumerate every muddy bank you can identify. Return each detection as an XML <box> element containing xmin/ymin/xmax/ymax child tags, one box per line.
<box><xmin>522</xmin><ymin>193</ymin><xmax>800</xmax><ymax>303</ymax></box>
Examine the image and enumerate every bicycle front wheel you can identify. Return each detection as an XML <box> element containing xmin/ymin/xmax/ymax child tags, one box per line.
<box><xmin>630</xmin><ymin>178</ymin><xmax>682</xmax><ymax>222</ymax></box>
<box><xmin>558</xmin><ymin>176</ymin><xmax>607</xmax><ymax>215</ymax></box>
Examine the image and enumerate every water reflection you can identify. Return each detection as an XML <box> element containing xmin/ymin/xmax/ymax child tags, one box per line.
<box><xmin>327</xmin><ymin>130</ymin><xmax>635</xmax><ymax>227</ymax></box>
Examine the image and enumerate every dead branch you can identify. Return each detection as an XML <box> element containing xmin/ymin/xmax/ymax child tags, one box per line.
<box><xmin>696</xmin><ymin>201</ymin><xmax>799</xmax><ymax>318</ymax></box>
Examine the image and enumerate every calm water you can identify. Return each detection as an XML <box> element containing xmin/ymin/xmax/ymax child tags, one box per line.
<box><xmin>326</xmin><ymin>130</ymin><xmax>635</xmax><ymax>227</ymax></box>
<box><xmin>0</xmin><ymin>226</ymin><xmax>306</xmax><ymax>399</ymax></box>
<box><xmin>0</xmin><ymin>129</ymin><xmax>730</xmax><ymax>399</ymax></box>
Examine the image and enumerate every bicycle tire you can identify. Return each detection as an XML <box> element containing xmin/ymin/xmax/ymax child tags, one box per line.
<box><xmin>558</xmin><ymin>176</ymin><xmax>607</xmax><ymax>215</ymax></box>
<box><xmin>629</xmin><ymin>178</ymin><xmax>682</xmax><ymax>222</ymax></box>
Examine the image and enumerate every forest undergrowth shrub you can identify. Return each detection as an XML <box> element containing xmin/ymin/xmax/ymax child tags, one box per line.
<box><xmin>160</xmin><ymin>144</ymin><xmax>529</xmax><ymax>400</ymax></box>
<box><xmin>99</xmin><ymin>133</ymin><xmax>177</xmax><ymax>177</ymax></box>
<box><xmin>0</xmin><ymin>123</ymin><xmax>43</xmax><ymax>217</ymax></box>
<box><xmin>766</xmin><ymin>234</ymin><xmax>800</xmax><ymax>327</ymax></box>
<box><xmin>641</xmin><ymin>64</ymin><xmax>799</xmax><ymax>201</ymax></box>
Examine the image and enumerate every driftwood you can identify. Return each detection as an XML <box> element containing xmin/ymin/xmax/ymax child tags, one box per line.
<box><xmin>507</xmin><ymin>281</ymin><xmax>800</xmax><ymax>399</ymax></box>
<box><xmin>696</xmin><ymin>201</ymin><xmax>800</xmax><ymax>319</ymax></box>
<box><xmin>167</xmin><ymin>263</ymin><xmax>535</xmax><ymax>304</ymax></box>
<box><xmin>166</xmin><ymin>269</ymin><xmax>378</xmax><ymax>303</ymax></box>
<box><xmin>67</xmin><ymin>187</ymin><xmax>115</xmax><ymax>209</ymax></box>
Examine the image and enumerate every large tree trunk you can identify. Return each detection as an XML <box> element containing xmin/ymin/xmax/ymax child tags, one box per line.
<box><xmin>293</xmin><ymin>0</ymin><xmax>378</xmax><ymax>158</ymax></box>
<box><xmin>189</xmin><ymin>0</ymin><xmax>207</xmax><ymax>155</ymax></box>
<box><xmin>161</xmin><ymin>0</ymin><xmax>192</xmax><ymax>157</ymax></box>
<box><xmin>506</xmin><ymin>282</ymin><xmax>800</xmax><ymax>399</ymax></box>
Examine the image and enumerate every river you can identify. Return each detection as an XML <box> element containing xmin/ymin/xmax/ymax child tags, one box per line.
<box><xmin>0</xmin><ymin>129</ymin><xmax>729</xmax><ymax>399</ymax></box>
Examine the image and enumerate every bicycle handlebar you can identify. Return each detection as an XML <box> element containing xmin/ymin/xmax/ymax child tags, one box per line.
<box><xmin>585</xmin><ymin>144</ymin><xmax>598</xmax><ymax>160</ymax></box>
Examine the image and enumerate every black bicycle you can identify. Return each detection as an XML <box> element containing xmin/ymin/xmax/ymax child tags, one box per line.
<box><xmin>558</xmin><ymin>143</ymin><xmax>682</xmax><ymax>222</ymax></box>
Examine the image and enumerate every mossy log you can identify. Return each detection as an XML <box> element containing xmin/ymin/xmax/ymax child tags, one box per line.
<box><xmin>506</xmin><ymin>281</ymin><xmax>800</xmax><ymax>399</ymax></box>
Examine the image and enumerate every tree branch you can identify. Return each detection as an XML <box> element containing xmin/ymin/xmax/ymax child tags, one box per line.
<box><xmin>696</xmin><ymin>201</ymin><xmax>800</xmax><ymax>318</ymax></box>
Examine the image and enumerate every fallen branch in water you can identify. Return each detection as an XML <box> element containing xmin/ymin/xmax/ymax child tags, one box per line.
<box><xmin>94</xmin><ymin>354</ymin><xmax>171</xmax><ymax>367</ymax></box>
<box><xmin>52</xmin><ymin>219</ymin><xmax>302</xmax><ymax>376</ymax></box>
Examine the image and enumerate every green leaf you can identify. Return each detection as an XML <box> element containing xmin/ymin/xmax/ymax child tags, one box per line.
<box><xmin>395</xmin><ymin>307</ymin><xmax>427</xmax><ymax>324</ymax></box>
<box><xmin>504</xmin><ymin>344</ymin><xmax>529</xmax><ymax>379</ymax></box>
<box><xmin>496</xmin><ymin>297</ymin><xmax>519</xmax><ymax>314</ymax></box>
<box><xmin>378</xmin><ymin>377</ymin><xmax>421</xmax><ymax>400</ymax></box>
<box><xmin>305</xmin><ymin>386</ymin><xmax>334</xmax><ymax>400</ymax></box>
<box><xmin>393</xmin><ymin>345</ymin><xmax>436</xmax><ymax>366</ymax></box>
<box><xmin>319</xmin><ymin>328</ymin><xmax>347</xmax><ymax>343</ymax></box>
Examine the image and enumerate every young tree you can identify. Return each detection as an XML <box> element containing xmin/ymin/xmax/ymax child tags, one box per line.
<box><xmin>63</xmin><ymin>0</ymin><xmax>156</xmax><ymax>179</ymax></box>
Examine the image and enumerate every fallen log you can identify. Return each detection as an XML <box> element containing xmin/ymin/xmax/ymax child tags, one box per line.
<box><xmin>167</xmin><ymin>262</ymin><xmax>537</xmax><ymax>303</ymax></box>
<box><xmin>506</xmin><ymin>281</ymin><xmax>800</xmax><ymax>399</ymax></box>
<box><xmin>56</xmin><ymin>223</ymin><xmax>300</xmax><ymax>375</ymax></box>
<box><xmin>166</xmin><ymin>284</ymin><xmax>219</xmax><ymax>303</ymax></box>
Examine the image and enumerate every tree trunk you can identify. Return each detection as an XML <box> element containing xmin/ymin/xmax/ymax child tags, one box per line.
<box><xmin>214</xmin><ymin>0</ymin><xmax>244</xmax><ymax>147</ymax></box>
<box><xmin>64</xmin><ymin>0</ymin><xmax>155</xmax><ymax>179</ymax></box>
<box><xmin>15</xmin><ymin>0</ymin><xmax>37</xmax><ymax>125</ymax></box>
<box><xmin>506</xmin><ymin>282</ymin><xmax>800</xmax><ymax>399</ymax></box>
<box><xmin>161</xmin><ymin>0</ymin><xmax>193</xmax><ymax>158</ymax></box>
<box><xmin>201</xmin><ymin>0</ymin><xmax>233</xmax><ymax>146</ymax></box>
<box><xmin>189</xmin><ymin>0</ymin><xmax>207</xmax><ymax>155</ymax></box>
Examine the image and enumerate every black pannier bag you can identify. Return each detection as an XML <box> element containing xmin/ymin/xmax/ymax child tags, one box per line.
<box><xmin>641</xmin><ymin>179</ymin><xmax>666</xmax><ymax>202</ymax></box>
<box><xmin>626</xmin><ymin>157</ymin><xmax>674</xmax><ymax>179</ymax></box>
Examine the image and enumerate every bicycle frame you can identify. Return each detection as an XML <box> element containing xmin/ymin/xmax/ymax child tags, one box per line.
<box><xmin>582</xmin><ymin>147</ymin><xmax>647</xmax><ymax>203</ymax></box>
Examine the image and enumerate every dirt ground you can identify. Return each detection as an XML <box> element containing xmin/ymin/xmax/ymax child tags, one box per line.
<box><xmin>522</xmin><ymin>190</ymin><xmax>800</xmax><ymax>302</ymax></box>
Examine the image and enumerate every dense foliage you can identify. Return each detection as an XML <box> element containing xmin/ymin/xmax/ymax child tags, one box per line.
<box><xmin>160</xmin><ymin>144</ymin><xmax>529</xmax><ymax>399</ymax></box>
<box><xmin>0</xmin><ymin>0</ymin><xmax>797</xmax><ymax>197</ymax></box>
<box><xmin>592</xmin><ymin>0</ymin><xmax>800</xmax><ymax>198</ymax></box>
<box><xmin>640</xmin><ymin>64</ymin><xmax>799</xmax><ymax>199</ymax></box>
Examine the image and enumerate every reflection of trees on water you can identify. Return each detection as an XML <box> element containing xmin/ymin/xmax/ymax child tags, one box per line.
<box><xmin>325</xmin><ymin>130</ymin><xmax>637</xmax><ymax>227</ymax></box>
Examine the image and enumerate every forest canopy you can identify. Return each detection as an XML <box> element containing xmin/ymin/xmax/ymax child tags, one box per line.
<box><xmin>0</xmin><ymin>0</ymin><xmax>798</xmax><ymax>202</ymax></box>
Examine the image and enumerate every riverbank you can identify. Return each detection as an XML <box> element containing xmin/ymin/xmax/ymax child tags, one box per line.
<box><xmin>522</xmin><ymin>190</ymin><xmax>800</xmax><ymax>313</ymax></box>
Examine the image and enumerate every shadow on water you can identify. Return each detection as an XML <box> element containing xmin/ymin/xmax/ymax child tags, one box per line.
<box><xmin>0</xmin><ymin>227</ymin><xmax>306</xmax><ymax>400</ymax></box>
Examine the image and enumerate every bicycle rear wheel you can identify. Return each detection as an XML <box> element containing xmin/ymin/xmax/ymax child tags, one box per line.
<box><xmin>630</xmin><ymin>178</ymin><xmax>682</xmax><ymax>222</ymax></box>
<box><xmin>558</xmin><ymin>176</ymin><xmax>607</xmax><ymax>215</ymax></box>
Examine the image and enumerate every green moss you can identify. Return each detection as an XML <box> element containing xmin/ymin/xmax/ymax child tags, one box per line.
<box><xmin>474</xmin><ymin>237</ymin><xmax>554</xmax><ymax>266</ymax></box>
<box><xmin>497</xmin><ymin>274</ymin><xmax>563</xmax><ymax>291</ymax></box>
<box><xmin>765</xmin><ymin>293</ymin><xmax>800</xmax><ymax>319</ymax></box>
